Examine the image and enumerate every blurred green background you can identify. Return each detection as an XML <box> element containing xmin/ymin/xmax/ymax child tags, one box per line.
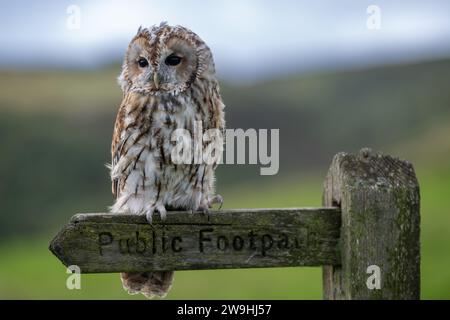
<box><xmin>0</xmin><ymin>59</ymin><xmax>449</xmax><ymax>299</ymax></box>
<box><xmin>1</xmin><ymin>0</ymin><xmax>450</xmax><ymax>299</ymax></box>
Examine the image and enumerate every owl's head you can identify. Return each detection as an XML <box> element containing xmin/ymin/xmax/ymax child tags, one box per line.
<box><xmin>119</xmin><ymin>22</ymin><xmax>216</xmax><ymax>95</ymax></box>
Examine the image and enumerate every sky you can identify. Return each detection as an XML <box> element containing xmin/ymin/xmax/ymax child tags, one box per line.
<box><xmin>0</xmin><ymin>0</ymin><xmax>449</xmax><ymax>81</ymax></box>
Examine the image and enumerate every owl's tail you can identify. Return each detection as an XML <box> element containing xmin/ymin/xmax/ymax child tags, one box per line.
<box><xmin>120</xmin><ymin>271</ymin><xmax>174</xmax><ymax>299</ymax></box>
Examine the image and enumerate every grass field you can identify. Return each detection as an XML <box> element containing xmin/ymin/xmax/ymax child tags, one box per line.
<box><xmin>0</xmin><ymin>165</ymin><xmax>449</xmax><ymax>299</ymax></box>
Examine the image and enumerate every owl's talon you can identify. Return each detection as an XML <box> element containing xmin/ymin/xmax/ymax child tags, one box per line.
<box><xmin>145</xmin><ymin>206</ymin><xmax>155</xmax><ymax>224</ymax></box>
<box><xmin>145</xmin><ymin>203</ymin><xmax>167</xmax><ymax>224</ymax></box>
<box><xmin>156</xmin><ymin>204</ymin><xmax>167</xmax><ymax>221</ymax></box>
<box><xmin>208</xmin><ymin>194</ymin><xmax>223</xmax><ymax>210</ymax></box>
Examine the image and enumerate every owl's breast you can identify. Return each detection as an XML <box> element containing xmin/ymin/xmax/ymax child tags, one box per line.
<box><xmin>153</xmin><ymin>95</ymin><xmax>198</xmax><ymax>132</ymax></box>
<box><xmin>115</xmin><ymin>93</ymin><xmax>202</xmax><ymax>176</ymax></box>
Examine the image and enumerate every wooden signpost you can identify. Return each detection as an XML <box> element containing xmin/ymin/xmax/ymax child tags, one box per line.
<box><xmin>50</xmin><ymin>148</ymin><xmax>420</xmax><ymax>299</ymax></box>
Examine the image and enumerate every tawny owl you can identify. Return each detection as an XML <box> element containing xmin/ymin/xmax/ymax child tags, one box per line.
<box><xmin>109</xmin><ymin>22</ymin><xmax>225</xmax><ymax>298</ymax></box>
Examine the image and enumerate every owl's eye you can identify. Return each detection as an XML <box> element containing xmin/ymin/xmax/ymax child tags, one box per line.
<box><xmin>138</xmin><ymin>58</ymin><xmax>149</xmax><ymax>68</ymax></box>
<box><xmin>165</xmin><ymin>54</ymin><xmax>182</xmax><ymax>66</ymax></box>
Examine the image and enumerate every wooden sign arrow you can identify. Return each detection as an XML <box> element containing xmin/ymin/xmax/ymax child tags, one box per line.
<box><xmin>49</xmin><ymin>208</ymin><xmax>341</xmax><ymax>273</ymax></box>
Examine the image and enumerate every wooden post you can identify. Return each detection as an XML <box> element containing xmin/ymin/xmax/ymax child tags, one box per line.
<box><xmin>322</xmin><ymin>148</ymin><xmax>420</xmax><ymax>299</ymax></box>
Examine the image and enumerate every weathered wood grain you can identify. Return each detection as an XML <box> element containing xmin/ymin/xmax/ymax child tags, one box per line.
<box><xmin>322</xmin><ymin>148</ymin><xmax>420</xmax><ymax>300</ymax></box>
<box><xmin>50</xmin><ymin>208</ymin><xmax>341</xmax><ymax>273</ymax></box>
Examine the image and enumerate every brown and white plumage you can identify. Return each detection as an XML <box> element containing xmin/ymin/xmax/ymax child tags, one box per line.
<box><xmin>109</xmin><ymin>23</ymin><xmax>225</xmax><ymax>298</ymax></box>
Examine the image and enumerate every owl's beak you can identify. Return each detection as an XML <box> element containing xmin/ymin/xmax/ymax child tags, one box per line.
<box><xmin>153</xmin><ymin>73</ymin><xmax>160</xmax><ymax>89</ymax></box>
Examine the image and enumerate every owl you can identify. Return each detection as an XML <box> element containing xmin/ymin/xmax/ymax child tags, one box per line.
<box><xmin>109</xmin><ymin>22</ymin><xmax>225</xmax><ymax>298</ymax></box>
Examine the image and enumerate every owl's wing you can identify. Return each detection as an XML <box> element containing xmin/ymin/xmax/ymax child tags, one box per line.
<box><xmin>204</xmin><ymin>83</ymin><xmax>226</xmax><ymax>169</ymax></box>
<box><xmin>206</xmin><ymin>83</ymin><xmax>226</xmax><ymax>132</ymax></box>
<box><xmin>111</xmin><ymin>104</ymin><xmax>127</xmax><ymax>199</ymax></box>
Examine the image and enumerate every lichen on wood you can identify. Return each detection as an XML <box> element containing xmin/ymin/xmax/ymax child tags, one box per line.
<box><xmin>322</xmin><ymin>148</ymin><xmax>420</xmax><ymax>300</ymax></box>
